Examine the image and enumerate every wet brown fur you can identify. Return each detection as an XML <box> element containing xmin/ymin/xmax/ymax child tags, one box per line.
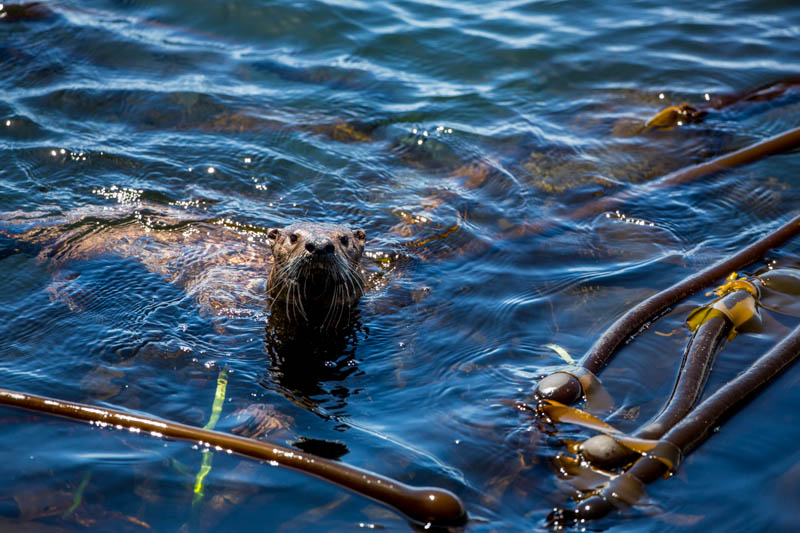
<box><xmin>266</xmin><ymin>222</ymin><xmax>366</xmax><ymax>328</ymax></box>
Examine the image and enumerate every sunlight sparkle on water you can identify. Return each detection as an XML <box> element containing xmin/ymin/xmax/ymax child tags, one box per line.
<box><xmin>93</xmin><ymin>185</ymin><xmax>144</xmax><ymax>204</ymax></box>
<box><xmin>606</xmin><ymin>210</ymin><xmax>655</xmax><ymax>227</ymax></box>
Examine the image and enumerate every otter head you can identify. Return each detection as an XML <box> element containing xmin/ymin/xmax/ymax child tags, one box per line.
<box><xmin>266</xmin><ymin>222</ymin><xmax>366</xmax><ymax>327</ymax></box>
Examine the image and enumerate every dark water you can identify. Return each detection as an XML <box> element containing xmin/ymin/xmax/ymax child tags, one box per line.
<box><xmin>2</xmin><ymin>1</ymin><xmax>800</xmax><ymax>531</ymax></box>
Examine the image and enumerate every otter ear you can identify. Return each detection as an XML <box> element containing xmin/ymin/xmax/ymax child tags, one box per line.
<box><xmin>354</xmin><ymin>229</ymin><xmax>366</xmax><ymax>242</ymax></box>
<box><xmin>267</xmin><ymin>228</ymin><xmax>280</xmax><ymax>247</ymax></box>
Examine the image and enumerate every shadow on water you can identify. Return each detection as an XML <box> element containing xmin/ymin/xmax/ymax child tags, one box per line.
<box><xmin>261</xmin><ymin>307</ymin><xmax>366</xmax><ymax>416</ymax></box>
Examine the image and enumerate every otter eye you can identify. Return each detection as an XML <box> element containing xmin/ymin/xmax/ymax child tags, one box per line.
<box><xmin>339</xmin><ymin>235</ymin><xmax>349</xmax><ymax>246</ymax></box>
<box><xmin>289</xmin><ymin>233</ymin><xmax>298</xmax><ymax>244</ymax></box>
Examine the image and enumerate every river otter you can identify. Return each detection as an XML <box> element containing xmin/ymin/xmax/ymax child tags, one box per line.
<box><xmin>266</xmin><ymin>222</ymin><xmax>367</xmax><ymax>328</ymax></box>
<box><xmin>0</xmin><ymin>206</ymin><xmax>367</xmax><ymax>330</ymax></box>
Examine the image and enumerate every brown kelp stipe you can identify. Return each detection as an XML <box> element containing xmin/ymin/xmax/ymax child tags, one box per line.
<box><xmin>569</xmin><ymin>126</ymin><xmax>800</xmax><ymax>223</ymax></box>
<box><xmin>579</xmin><ymin>281</ymin><xmax>762</xmax><ymax>467</ymax></box>
<box><xmin>516</xmin><ymin>126</ymin><xmax>800</xmax><ymax>239</ymax></box>
<box><xmin>549</xmin><ymin>322</ymin><xmax>800</xmax><ymax>524</ymax></box>
<box><xmin>657</xmin><ymin>125</ymin><xmax>800</xmax><ymax>187</ymax></box>
<box><xmin>579</xmin><ymin>313</ymin><xmax>731</xmax><ymax>469</ymax></box>
<box><xmin>535</xmin><ymin>213</ymin><xmax>800</xmax><ymax>405</ymax></box>
<box><xmin>0</xmin><ymin>388</ymin><xmax>467</xmax><ymax>527</ymax></box>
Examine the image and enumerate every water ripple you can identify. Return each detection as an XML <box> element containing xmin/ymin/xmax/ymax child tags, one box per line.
<box><xmin>2</xmin><ymin>0</ymin><xmax>800</xmax><ymax>530</ymax></box>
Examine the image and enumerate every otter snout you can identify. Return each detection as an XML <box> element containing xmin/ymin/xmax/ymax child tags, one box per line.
<box><xmin>304</xmin><ymin>236</ymin><xmax>335</xmax><ymax>256</ymax></box>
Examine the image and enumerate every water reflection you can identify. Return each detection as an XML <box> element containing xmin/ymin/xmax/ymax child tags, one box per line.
<box><xmin>262</xmin><ymin>308</ymin><xmax>365</xmax><ymax>415</ymax></box>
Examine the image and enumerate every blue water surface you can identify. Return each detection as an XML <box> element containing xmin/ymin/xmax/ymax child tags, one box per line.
<box><xmin>1</xmin><ymin>1</ymin><xmax>800</xmax><ymax>531</ymax></box>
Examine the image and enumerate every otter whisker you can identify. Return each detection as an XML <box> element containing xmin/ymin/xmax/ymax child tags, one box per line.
<box><xmin>294</xmin><ymin>282</ymin><xmax>308</xmax><ymax>322</ymax></box>
<box><xmin>322</xmin><ymin>285</ymin><xmax>339</xmax><ymax>329</ymax></box>
<box><xmin>284</xmin><ymin>282</ymin><xmax>292</xmax><ymax>321</ymax></box>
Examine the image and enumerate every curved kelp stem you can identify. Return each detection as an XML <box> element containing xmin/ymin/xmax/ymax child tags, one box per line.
<box><xmin>580</xmin><ymin>283</ymin><xmax>764</xmax><ymax>467</ymax></box>
<box><xmin>0</xmin><ymin>388</ymin><xmax>467</xmax><ymax>527</ymax></box>
<box><xmin>656</xmin><ymin>126</ymin><xmax>800</xmax><ymax>186</ymax></box>
<box><xmin>535</xmin><ymin>213</ymin><xmax>800</xmax><ymax>405</ymax></box>
<box><xmin>583</xmin><ymin>215</ymin><xmax>798</xmax><ymax>375</ymax></box>
<box><xmin>579</xmin><ymin>313</ymin><xmax>731</xmax><ymax>469</ymax></box>
<box><xmin>549</xmin><ymin>323</ymin><xmax>800</xmax><ymax>525</ymax></box>
<box><xmin>541</xmin><ymin>287</ymin><xmax>763</xmax><ymax>470</ymax></box>
<box><xmin>640</xmin><ymin>315</ymin><xmax>730</xmax><ymax>437</ymax></box>
<box><xmin>517</xmin><ymin>127</ymin><xmax>800</xmax><ymax>239</ymax></box>
<box><xmin>566</xmin><ymin>126</ymin><xmax>800</xmax><ymax>224</ymax></box>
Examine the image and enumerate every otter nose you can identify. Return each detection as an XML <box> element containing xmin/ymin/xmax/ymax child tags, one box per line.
<box><xmin>305</xmin><ymin>236</ymin><xmax>335</xmax><ymax>256</ymax></box>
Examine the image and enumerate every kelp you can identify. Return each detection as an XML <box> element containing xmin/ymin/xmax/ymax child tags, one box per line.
<box><xmin>0</xmin><ymin>2</ymin><xmax>56</xmax><ymax>23</ymax></box>
<box><xmin>535</xmin><ymin>214</ymin><xmax>800</xmax><ymax>405</ymax></box>
<box><xmin>548</xmin><ymin>323</ymin><xmax>800</xmax><ymax>524</ymax></box>
<box><xmin>646</xmin><ymin>77</ymin><xmax>800</xmax><ymax>130</ymax></box>
<box><xmin>0</xmin><ymin>388</ymin><xmax>467</xmax><ymax>527</ymax></box>
<box><xmin>512</xmin><ymin>125</ymin><xmax>800</xmax><ymax>240</ymax></box>
<box><xmin>540</xmin><ymin>266</ymin><xmax>800</xmax><ymax>523</ymax></box>
<box><xmin>535</xmin><ymin>367</ymin><xmax>614</xmax><ymax>412</ymax></box>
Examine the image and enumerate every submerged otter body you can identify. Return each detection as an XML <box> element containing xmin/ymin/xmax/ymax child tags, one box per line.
<box><xmin>0</xmin><ymin>207</ymin><xmax>367</xmax><ymax>330</ymax></box>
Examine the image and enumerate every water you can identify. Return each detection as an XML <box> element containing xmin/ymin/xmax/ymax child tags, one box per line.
<box><xmin>1</xmin><ymin>1</ymin><xmax>800</xmax><ymax>531</ymax></box>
